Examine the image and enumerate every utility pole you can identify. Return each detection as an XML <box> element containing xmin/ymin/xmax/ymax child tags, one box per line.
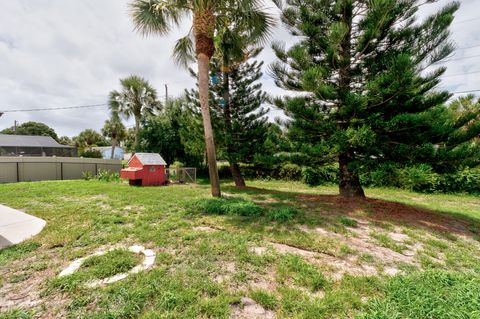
<box><xmin>165</xmin><ymin>84</ymin><xmax>169</xmax><ymax>104</ymax></box>
<box><xmin>14</xmin><ymin>120</ymin><xmax>18</xmax><ymax>133</ymax></box>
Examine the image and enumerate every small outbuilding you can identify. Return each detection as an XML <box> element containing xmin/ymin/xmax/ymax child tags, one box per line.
<box><xmin>120</xmin><ymin>153</ymin><xmax>167</xmax><ymax>186</ymax></box>
<box><xmin>0</xmin><ymin>134</ymin><xmax>77</xmax><ymax>157</ymax></box>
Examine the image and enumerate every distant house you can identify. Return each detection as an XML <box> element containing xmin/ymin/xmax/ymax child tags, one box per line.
<box><xmin>92</xmin><ymin>146</ymin><xmax>124</xmax><ymax>160</ymax></box>
<box><xmin>0</xmin><ymin>134</ymin><xmax>77</xmax><ymax>157</ymax></box>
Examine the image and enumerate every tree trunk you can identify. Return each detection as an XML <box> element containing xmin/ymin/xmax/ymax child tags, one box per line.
<box><xmin>197</xmin><ymin>53</ymin><xmax>221</xmax><ymax>197</ymax></box>
<box><xmin>194</xmin><ymin>11</ymin><xmax>221</xmax><ymax>197</ymax></box>
<box><xmin>338</xmin><ymin>153</ymin><xmax>365</xmax><ymax>198</ymax></box>
<box><xmin>337</xmin><ymin>5</ymin><xmax>364</xmax><ymax>199</ymax></box>
<box><xmin>110</xmin><ymin>137</ymin><xmax>117</xmax><ymax>160</ymax></box>
<box><xmin>134</xmin><ymin>115</ymin><xmax>140</xmax><ymax>152</ymax></box>
<box><xmin>230</xmin><ymin>161</ymin><xmax>246</xmax><ymax>187</ymax></box>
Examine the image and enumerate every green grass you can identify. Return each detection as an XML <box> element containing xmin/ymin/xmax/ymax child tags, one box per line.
<box><xmin>277</xmin><ymin>254</ymin><xmax>328</xmax><ymax>292</ymax></box>
<box><xmin>0</xmin><ymin>179</ymin><xmax>479</xmax><ymax>318</ymax></box>
<box><xmin>80</xmin><ymin>249</ymin><xmax>141</xmax><ymax>279</ymax></box>
<box><xmin>357</xmin><ymin>271</ymin><xmax>480</xmax><ymax>319</ymax></box>
<box><xmin>250</xmin><ymin>289</ymin><xmax>279</xmax><ymax>310</ymax></box>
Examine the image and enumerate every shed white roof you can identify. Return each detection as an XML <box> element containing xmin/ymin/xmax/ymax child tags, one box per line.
<box><xmin>131</xmin><ymin>153</ymin><xmax>167</xmax><ymax>166</ymax></box>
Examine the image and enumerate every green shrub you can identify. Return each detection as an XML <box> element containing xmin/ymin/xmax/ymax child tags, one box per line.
<box><xmin>279</xmin><ymin>164</ymin><xmax>303</xmax><ymax>181</ymax></box>
<box><xmin>360</xmin><ymin>163</ymin><xmax>399</xmax><ymax>188</ymax></box>
<box><xmin>96</xmin><ymin>169</ymin><xmax>120</xmax><ymax>182</ymax></box>
<box><xmin>397</xmin><ymin>164</ymin><xmax>439</xmax><ymax>192</ymax></box>
<box><xmin>361</xmin><ymin>164</ymin><xmax>480</xmax><ymax>194</ymax></box>
<box><xmin>267</xmin><ymin>207</ymin><xmax>298</xmax><ymax>222</ymax></box>
<box><xmin>302</xmin><ymin>166</ymin><xmax>338</xmax><ymax>186</ymax></box>
<box><xmin>187</xmin><ymin>198</ymin><xmax>264</xmax><ymax>217</ymax></box>
<box><xmin>80</xmin><ymin>149</ymin><xmax>103</xmax><ymax>158</ymax></box>
<box><xmin>437</xmin><ymin>168</ymin><xmax>480</xmax><ymax>194</ymax></box>
<box><xmin>82</xmin><ymin>171</ymin><xmax>94</xmax><ymax>181</ymax></box>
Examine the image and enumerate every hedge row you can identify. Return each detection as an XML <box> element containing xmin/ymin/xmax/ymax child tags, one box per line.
<box><xmin>213</xmin><ymin>163</ymin><xmax>480</xmax><ymax>194</ymax></box>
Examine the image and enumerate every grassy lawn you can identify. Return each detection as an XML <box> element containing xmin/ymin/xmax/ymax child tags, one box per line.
<box><xmin>0</xmin><ymin>179</ymin><xmax>479</xmax><ymax>318</ymax></box>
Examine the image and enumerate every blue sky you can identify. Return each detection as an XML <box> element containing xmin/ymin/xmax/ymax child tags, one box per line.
<box><xmin>0</xmin><ymin>0</ymin><xmax>479</xmax><ymax>137</ymax></box>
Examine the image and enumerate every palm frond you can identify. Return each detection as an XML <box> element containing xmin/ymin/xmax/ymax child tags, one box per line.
<box><xmin>173</xmin><ymin>34</ymin><xmax>196</xmax><ymax>68</ymax></box>
<box><xmin>129</xmin><ymin>0</ymin><xmax>188</xmax><ymax>36</ymax></box>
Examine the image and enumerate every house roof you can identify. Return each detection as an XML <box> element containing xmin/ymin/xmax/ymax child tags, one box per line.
<box><xmin>131</xmin><ymin>153</ymin><xmax>167</xmax><ymax>166</ymax></box>
<box><xmin>0</xmin><ymin>134</ymin><xmax>74</xmax><ymax>148</ymax></box>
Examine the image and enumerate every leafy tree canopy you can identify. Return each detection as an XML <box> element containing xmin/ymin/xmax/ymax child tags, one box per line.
<box><xmin>1</xmin><ymin>121</ymin><xmax>59</xmax><ymax>141</ymax></box>
<box><xmin>138</xmin><ymin>98</ymin><xmax>202</xmax><ymax>166</ymax></box>
<box><xmin>73</xmin><ymin>129</ymin><xmax>109</xmax><ymax>149</ymax></box>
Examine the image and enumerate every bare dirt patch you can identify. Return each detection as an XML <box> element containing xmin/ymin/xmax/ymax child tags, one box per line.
<box><xmin>296</xmin><ymin>194</ymin><xmax>475</xmax><ymax>238</ymax></box>
<box><xmin>230</xmin><ymin>297</ymin><xmax>275</xmax><ymax>319</ymax></box>
<box><xmin>270</xmin><ymin>242</ymin><xmax>378</xmax><ymax>280</ymax></box>
<box><xmin>193</xmin><ymin>226</ymin><xmax>218</xmax><ymax>232</ymax></box>
<box><xmin>297</xmin><ymin>222</ymin><xmax>421</xmax><ymax>274</ymax></box>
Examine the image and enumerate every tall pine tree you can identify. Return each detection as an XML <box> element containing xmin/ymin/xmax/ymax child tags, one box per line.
<box><xmin>186</xmin><ymin>58</ymin><xmax>269</xmax><ymax>186</ymax></box>
<box><xmin>271</xmin><ymin>0</ymin><xmax>479</xmax><ymax>198</ymax></box>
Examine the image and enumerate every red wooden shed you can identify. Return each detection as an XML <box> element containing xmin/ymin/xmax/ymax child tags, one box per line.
<box><xmin>120</xmin><ymin>153</ymin><xmax>167</xmax><ymax>186</ymax></box>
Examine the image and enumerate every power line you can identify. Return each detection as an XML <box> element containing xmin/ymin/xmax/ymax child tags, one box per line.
<box><xmin>451</xmin><ymin>89</ymin><xmax>480</xmax><ymax>94</ymax></box>
<box><xmin>436</xmin><ymin>53</ymin><xmax>480</xmax><ymax>63</ymax></box>
<box><xmin>454</xmin><ymin>16</ymin><xmax>480</xmax><ymax>25</ymax></box>
<box><xmin>0</xmin><ymin>103</ymin><xmax>108</xmax><ymax>113</ymax></box>
<box><xmin>442</xmin><ymin>70</ymin><xmax>480</xmax><ymax>78</ymax></box>
<box><xmin>457</xmin><ymin>43</ymin><xmax>480</xmax><ymax>50</ymax></box>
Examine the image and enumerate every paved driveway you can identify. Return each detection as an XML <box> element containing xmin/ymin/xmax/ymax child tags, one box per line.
<box><xmin>0</xmin><ymin>204</ymin><xmax>46</xmax><ymax>248</ymax></box>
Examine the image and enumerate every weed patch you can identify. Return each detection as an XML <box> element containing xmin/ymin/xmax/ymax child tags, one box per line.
<box><xmin>277</xmin><ymin>254</ymin><xmax>328</xmax><ymax>292</ymax></box>
<box><xmin>250</xmin><ymin>289</ymin><xmax>278</xmax><ymax>310</ymax></box>
<box><xmin>267</xmin><ymin>207</ymin><xmax>298</xmax><ymax>222</ymax></box>
<box><xmin>187</xmin><ymin>198</ymin><xmax>264</xmax><ymax>217</ymax></box>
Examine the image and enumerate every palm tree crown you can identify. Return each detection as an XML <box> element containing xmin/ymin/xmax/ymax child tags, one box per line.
<box><xmin>109</xmin><ymin>75</ymin><xmax>161</xmax><ymax>151</ymax></box>
<box><xmin>129</xmin><ymin>0</ymin><xmax>277</xmax><ymax>197</ymax></box>
<box><xmin>130</xmin><ymin>0</ymin><xmax>276</xmax><ymax>66</ymax></box>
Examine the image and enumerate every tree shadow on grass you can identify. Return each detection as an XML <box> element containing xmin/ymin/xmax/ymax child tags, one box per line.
<box><xmin>222</xmin><ymin>185</ymin><xmax>479</xmax><ymax>240</ymax></box>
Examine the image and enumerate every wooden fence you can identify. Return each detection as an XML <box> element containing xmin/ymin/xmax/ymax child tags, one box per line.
<box><xmin>0</xmin><ymin>157</ymin><xmax>122</xmax><ymax>183</ymax></box>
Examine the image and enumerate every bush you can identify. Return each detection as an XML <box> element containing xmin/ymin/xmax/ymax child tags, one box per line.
<box><xmin>360</xmin><ymin>163</ymin><xmax>399</xmax><ymax>188</ymax></box>
<box><xmin>267</xmin><ymin>207</ymin><xmax>298</xmax><ymax>222</ymax></box>
<box><xmin>397</xmin><ymin>164</ymin><xmax>438</xmax><ymax>192</ymax></box>
<box><xmin>437</xmin><ymin>168</ymin><xmax>480</xmax><ymax>194</ymax></box>
<box><xmin>361</xmin><ymin>164</ymin><xmax>480</xmax><ymax>194</ymax></box>
<box><xmin>187</xmin><ymin>198</ymin><xmax>264</xmax><ymax>217</ymax></box>
<box><xmin>82</xmin><ymin>171</ymin><xmax>94</xmax><ymax>181</ymax></box>
<box><xmin>302</xmin><ymin>166</ymin><xmax>338</xmax><ymax>186</ymax></box>
<box><xmin>279</xmin><ymin>164</ymin><xmax>303</xmax><ymax>181</ymax></box>
<box><xmin>80</xmin><ymin>149</ymin><xmax>103</xmax><ymax>158</ymax></box>
<box><xmin>96</xmin><ymin>169</ymin><xmax>120</xmax><ymax>182</ymax></box>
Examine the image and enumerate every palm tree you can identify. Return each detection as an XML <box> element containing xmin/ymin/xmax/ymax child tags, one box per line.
<box><xmin>109</xmin><ymin>75</ymin><xmax>161</xmax><ymax>151</ymax></box>
<box><xmin>101</xmin><ymin>111</ymin><xmax>127</xmax><ymax>159</ymax></box>
<box><xmin>129</xmin><ymin>0</ymin><xmax>276</xmax><ymax>197</ymax></box>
